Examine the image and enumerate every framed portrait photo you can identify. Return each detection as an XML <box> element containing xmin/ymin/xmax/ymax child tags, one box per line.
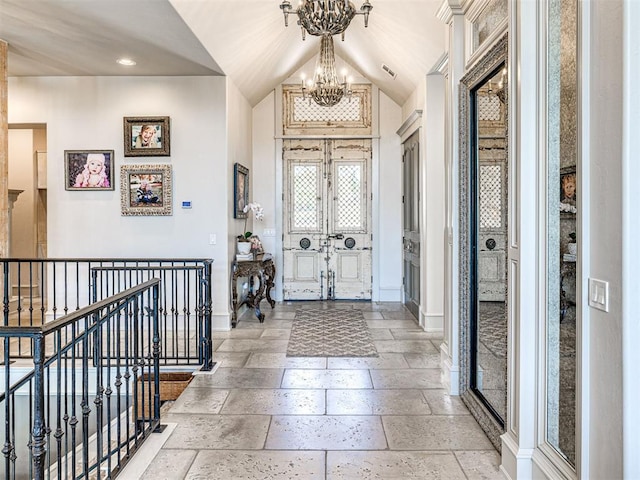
<box><xmin>123</xmin><ymin>116</ymin><xmax>170</xmax><ymax>157</ymax></box>
<box><xmin>64</xmin><ymin>150</ymin><xmax>115</xmax><ymax>191</ymax></box>
<box><xmin>559</xmin><ymin>166</ymin><xmax>577</xmax><ymax>216</ymax></box>
<box><xmin>120</xmin><ymin>164</ymin><xmax>172</xmax><ymax>216</ymax></box>
<box><xmin>234</xmin><ymin>163</ymin><xmax>249</xmax><ymax>219</ymax></box>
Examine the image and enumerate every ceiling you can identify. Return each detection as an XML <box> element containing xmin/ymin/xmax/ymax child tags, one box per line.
<box><xmin>0</xmin><ymin>0</ymin><xmax>447</xmax><ymax>107</ymax></box>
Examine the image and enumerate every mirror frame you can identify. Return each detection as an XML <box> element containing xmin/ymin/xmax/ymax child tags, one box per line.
<box><xmin>458</xmin><ymin>32</ymin><xmax>508</xmax><ymax>449</ymax></box>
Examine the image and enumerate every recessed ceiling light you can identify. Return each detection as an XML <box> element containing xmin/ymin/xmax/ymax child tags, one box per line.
<box><xmin>116</xmin><ymin>58</ymin><xmax>136</xmax><ymax>66</ymax></box>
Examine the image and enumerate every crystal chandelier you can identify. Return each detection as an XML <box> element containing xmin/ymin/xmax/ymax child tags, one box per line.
<box><xmin>279</xmin><ymin>0</ymin><xmax>373</xmax><ymax>40</ymax></box>
<box><xmin>300</xmin><ymin>34</ymin><xmax>351</xmax><ymax>107</ymax></box>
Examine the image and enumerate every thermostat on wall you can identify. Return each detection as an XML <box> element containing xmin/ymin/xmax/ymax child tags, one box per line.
<box><xmin>182</xmin><ymin>201</ymin><xmax>192</xmax><ymax>209</ymax></box>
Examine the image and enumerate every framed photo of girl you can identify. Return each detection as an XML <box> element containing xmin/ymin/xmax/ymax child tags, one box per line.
<box><xmin>234</xmin><ymin>163</ymin><xmax>249</xmax><ymax>219</ymax></box>
<box><xmin>123</xmin><ymin>116</ymin><xmax>170</xmax><ymax>157</ymax></box>
<box><xmin>120</xmin><ymin>164</ymin><xmax>173</xmax><ymax>216</ymax></box>
<box><xmin>64</xmin><ymin>150</ymin><xmax>115</xmax><ymax>191</ymax></box>
<box><xmin>559</xmin><ymin>166</ymin><xmax>577</xmax><ymax>216</ymax></box>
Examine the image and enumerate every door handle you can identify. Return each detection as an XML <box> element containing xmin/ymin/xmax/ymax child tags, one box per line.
<box><xmin>328</xmin><ymin>234</ymin><xmax>344</xmax><ymax>240</ymax></box>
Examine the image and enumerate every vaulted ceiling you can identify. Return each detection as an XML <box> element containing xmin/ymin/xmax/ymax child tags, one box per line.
<box><xmin>0</xmin><ymin>0</ymin><xmax>447</xmax><ymax>107</ymax></box>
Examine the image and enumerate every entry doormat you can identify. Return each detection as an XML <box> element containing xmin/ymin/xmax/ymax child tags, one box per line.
<box><xmin>286</xmin><ymin>309</ymin><xmax>379</xmax><ymax>357</ymax></box>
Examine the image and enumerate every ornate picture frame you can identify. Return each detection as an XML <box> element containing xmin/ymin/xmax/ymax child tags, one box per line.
<box><xmin>234</xmin><ymin>163</ymin><xmax>249</xmax><ymax>219</ymax></box>
<box><xmin>120</xmin><ymin>164</ymin><xmax>172</xmax><ymax>216</ymax></box>
<box><xmin>64</xmin><ymin>150</ymin><xmax>115</xmax><ymax>191</ymax></box>
<box><xmin>123</xmin><ymin>116</ymin><xmax>170</xmax><ymax>157</ymax></box>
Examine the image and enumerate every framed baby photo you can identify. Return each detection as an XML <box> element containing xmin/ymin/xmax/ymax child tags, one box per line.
<box><xmin>233</xmin><ymin>162</ymin><xmax>249</xmax><ymax>219</ymax></box>
<box><xmin>559</xmin><ymin>166</ymin><xmax>577</xmax><ymax>217</ymax></box>
<box><xmin>123</xmin><ymin>116</ymin><xmax>170</xmax><ymax>157</ymax></box>
<box><xmin>120</xmin><ymin>164</ymin><xmax>173</xmax><ymax>216</ymax></box>
<box><xmin>64</xmin><ymin>150</ymin><xmax>115</xmax><ymax>191</ymax></box>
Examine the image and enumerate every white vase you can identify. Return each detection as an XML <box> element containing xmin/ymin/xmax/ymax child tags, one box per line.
<box><xmin>237</xmin><ymin>241</ymin><xmax>251</xmax><ymax>254</ymax></box>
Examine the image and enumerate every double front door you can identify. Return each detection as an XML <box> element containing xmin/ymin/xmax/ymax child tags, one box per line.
<box><xmin>283</xmin><ymin>139</ymin><xmax>372</xmax><ymax>300</ymax></box>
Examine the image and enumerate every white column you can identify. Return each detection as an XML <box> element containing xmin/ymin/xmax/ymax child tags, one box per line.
<box><xmin>500</xmin><ymin>0</ymin><xmax>538</xmax><ymax>478</ymax></box>
<box><xmin>7</xmin><ymin>189</ymin><xmax>23</xmax><ymax>257</ymax></box>
<box><xmin>422</xmin><ymin>73</ymin><xmax>446</xmax><ymax>334</ymax></box>
<box><xmin>437</xmin><ymin>0</ymin><xmax>466</xmax><ymax>395</ymax></box>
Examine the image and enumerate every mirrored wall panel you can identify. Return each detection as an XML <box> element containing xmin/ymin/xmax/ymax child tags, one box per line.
<box><xmin>471</xmin><ymin>64</ymin><xmax>508</xmax><ymax>423</ymax></box>
<box><xmin>458</xmin><ymin>34</ymin><xmax>508</xmax><ymax>448</ymax></box>
<box><xmin>546</xmin><ymin>0</ymin><xmax>577</xmax><ymax>468</ymax></box>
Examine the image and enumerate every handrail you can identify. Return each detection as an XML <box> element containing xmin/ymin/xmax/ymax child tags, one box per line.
<box><xmin>0</xmin><ymin>279</ymin><xmax>162</xmax><ymax>480</ymax></box>
<box><xmin>1</xmin><ymin>257</ymin><xmax>214</xmax><ymax>370</ymax></box>
<box><xmin>0</xmin><ymin>279</ymin><xmax>160</xmax><ymax>336</ymax></box>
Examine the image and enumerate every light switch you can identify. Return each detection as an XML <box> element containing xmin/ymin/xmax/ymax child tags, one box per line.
<box><xmin>588</xmin><ymin>278</ymin><xmax>609</xmax><ymax>312</ymax></box>
<box><xmin>263</xmin><ymin>228</ymin><xmax>276</xmax><ymax>237</ymax></box>
<box><xmin>209</xmin><ymin>234</ymin><xmax>217</xmax><ymax>245</ymax></box>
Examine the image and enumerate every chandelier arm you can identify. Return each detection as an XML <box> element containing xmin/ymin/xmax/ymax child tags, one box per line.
<box><xmin>280</xmin><ymin>0</ymin><xmax>372</xmax><ymax>37</ymax></box>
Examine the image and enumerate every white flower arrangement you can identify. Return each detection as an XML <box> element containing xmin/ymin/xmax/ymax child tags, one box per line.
<box><xmin>240</xmin><ymin>202</ymin><xmax>264</xmax><ymax>240</ymax></box>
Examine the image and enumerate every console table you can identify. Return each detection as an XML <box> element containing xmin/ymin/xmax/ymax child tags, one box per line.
<box><xmin>230</xmin><ymin>253</ymin><xmax>276</xmax><ymax>327</ymax></box>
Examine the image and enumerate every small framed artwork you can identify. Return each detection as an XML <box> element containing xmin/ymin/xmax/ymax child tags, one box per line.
<box><xmin>234</xmin><ymin>163</ymin><xmax>249</xmax><ymax>219</ymax></box>
<box><xmin>123</xmin><ymin>116</ymin><xmax>170</xmax><ymax>157</ymax></box>
<box><xmin>559</xmin><ymin>166</ymin><xmax>577</xmax><ymax>216</ymax></box>
<box><xmin>120</xmin><ymin>164</ymin><xmax>172</xmax><ymax>216</ymax></box>
<box><xmin>64</xmin><ymin>150</ymin><xmax>115</xmax><ymax>191</ymax></box>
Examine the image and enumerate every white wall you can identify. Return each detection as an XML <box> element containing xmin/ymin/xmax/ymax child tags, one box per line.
<box><xmin>377</xmin><ymin>91</ymin><xmax>403</xmax><ymax>301</ymax></box>
<box><xmin>588</xmin><ymin>1</ymin><xmax>623</xmax><ymax>477</ymax></box>
<box><xmin>8</xmin><ymin>129</ymin><xmax>35</xmax><ymax>258</ymax></box>
<box><xmin>8</xmin><ymin>76</ymin><xmax>231</xmax><ymax>327</ymax></box>
<box><xmin>227</xmin><ymin>78</ymin><xmax>254</xmax><ymax>245</ymax></box>
<box><xmin>252</xmin><ymin>91</ymin><xmax>277</xmax><ymax>259</ymax></box>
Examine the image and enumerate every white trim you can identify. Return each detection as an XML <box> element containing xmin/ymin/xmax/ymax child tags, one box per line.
<box><xmin>576</xmin><ymin>0</ymin><xmax>590</xmax><ymax>476</ymax></box>
<box><xmin>429</xmin><ymin>53</ymin><xmax>449</xmax><ymax>76</ymax></box>
<box><xmin>440</xmin><ymin>342</ymin><xmax>459</xmax><ymax>395</ymax></box>
<box><xmin>377</xmin><ymin>286</ymin><xmax>402</xmax><ymax>302</ymax></box>
<box><xmin>501</xmin><ymin>431</ymin><xmax>534</xmax><ymax>479</ymax></box>
<box><xmin>466</xmin><ymin>19</ymin><xmax>509</xmax><ymax>70</ymax></box>
<box><xmin>396</xmin><ymin>109</ymin><xmax>422</xmax><ymax>139</ymax></box>
<box><xmin>117</xmin><ymin>423</ymin><xmax>178</xmax><ymax>480</ymax></box>
<box><xmin>437</xmin><ymin>0</ymin><xmax>472</xmax><ymax>24</ymax></box>
<box><xmin>212</xmin><ymin>312</ymin><xmax>231</xmax><ymax>331</ymax></box>
<box><xmin>532</xmin><ymin>446</ymin><xmax>575</xmax><ymax>480</ymax></box>
<box><xmin>622</xmin><ymin>0</ymin><xmax>640</xmax><ymax>477</ymax></box>
<box><xmin>275</xmin><ymin>135</ymin><xmax>380</xmax><ymax>140</ymax></box>
<box><xmin>420</xmin><ymin>312</ymin><xmax>444</xmax><ymax>333</ymax></box>
<box><xmin>275</xmin><ymin>85</ymin><xmax>285</xmax><ymax>302</ymax></box>
<box><xmin>371</xmin><ymin>86</ymin><xmax>381</xmax><ymax>302</ymax></box>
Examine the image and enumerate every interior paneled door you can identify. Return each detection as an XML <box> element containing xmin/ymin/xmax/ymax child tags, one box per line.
<box><xmin>402</xmin><ymin>132</ymin><xmax>420</xmax><ymax>319</ymax></box>
<box><xmin>283</xmin><ymin>139</ymin><xmax>372</xmax><ymax>300</ymax></box>
<box><xmin>477</xmin><ymin>161</ymin><xmax>507</xmax><ymax>301</ymax></box>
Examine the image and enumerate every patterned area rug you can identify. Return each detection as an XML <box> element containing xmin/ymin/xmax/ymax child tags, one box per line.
<box><xmin>286</xmin><ymin>309</ymin><xmax>379</xmax><ymax>357</ymax></box>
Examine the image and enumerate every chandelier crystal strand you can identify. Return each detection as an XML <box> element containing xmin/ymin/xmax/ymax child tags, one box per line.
<box><xmin>304</xmin><ymin>34</ymin><xmax>348</xmax><ymax>108</ymax></box>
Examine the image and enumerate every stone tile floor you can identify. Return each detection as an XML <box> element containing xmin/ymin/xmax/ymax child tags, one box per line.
<box><xmin>120</xmin><ymin>302</ymin><xmax>506</xmax><ymax>479</ymax></box>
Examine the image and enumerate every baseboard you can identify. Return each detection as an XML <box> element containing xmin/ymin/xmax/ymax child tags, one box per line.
<box><xmin>440</xmin><ymin>343</ymin><xmax>460</xmax><ymax>395</ymax></box>
<box><xmin>420</xmin><ymin>311</ymin><xmax>444</xmax><ymax>333</ymax></box>
<box><xmin>212</xmin><ymin>312</ymin><xmax>231</xmax><ymax>331</ymax></box>
<box><xmin>501</xmin><ymin>431</ymin><xmax>534</xmax><ymax>480</ymax></box>
<box><xmin>377</xmin><ymin>286</ymin><xmax>402</xmax><ymax>302</ymax></box>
